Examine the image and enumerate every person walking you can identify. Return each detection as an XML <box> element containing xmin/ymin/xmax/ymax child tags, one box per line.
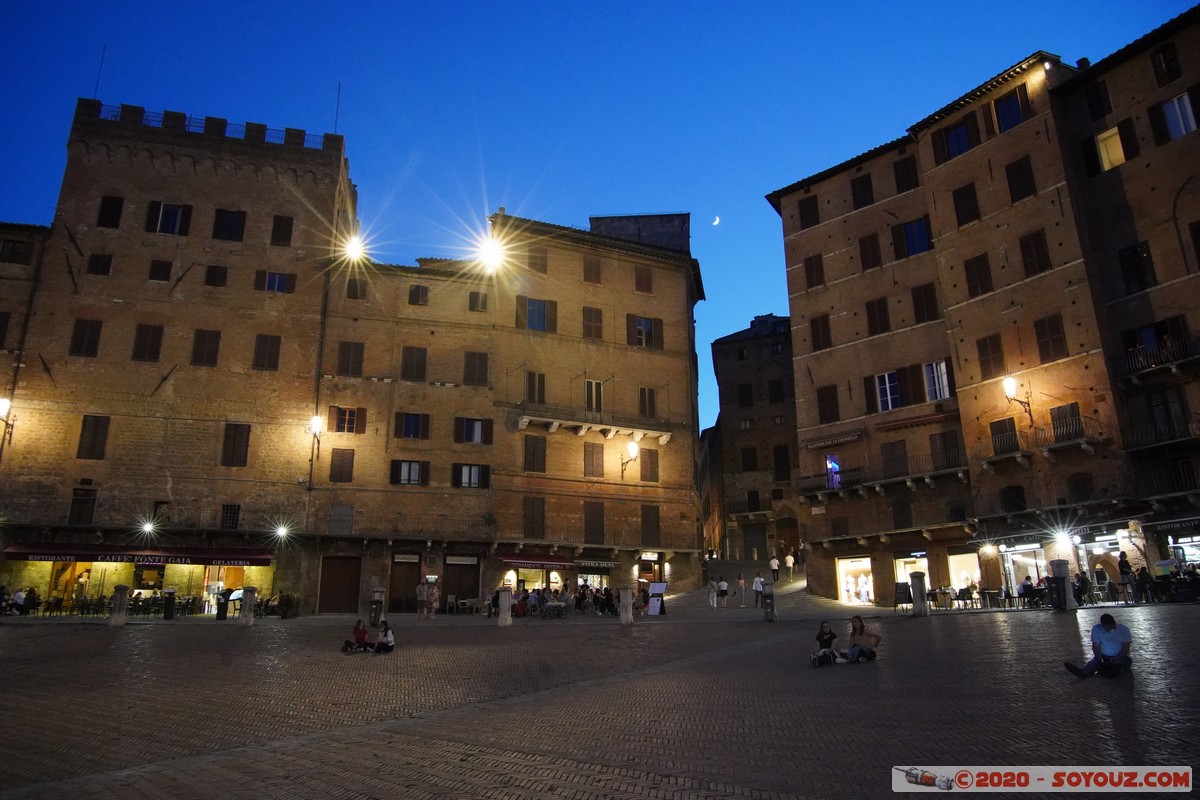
<box><xmin>717</xmin><ymin>576</ymin><xmax>729</xmax><ymax>608</ymax></box>
<box><xmin>785</xmin><ymin>552</ymin><xmax>795</xmax><ymax>581</ymax></box>
<box><xmin>707</xmin><ymin>577</ymin><xmax>719</xmax><ymax>609</ymax></box>
<box><xmin>1117</xmin><ymin>551</ymin><xmax>1135</xmax><ymax>604</ymax></box>
<box><xmin>752</xmin><ymin>573</ymin><xmax>764</xmax><ymax>608</ymax></box>
<box><xmin>736</xmin><ymin>573</ymin><xmax>746</xmax><ymax>607</ymax></box>
<box><xmin>415</xmin><ymin>580</ymin><xmax>428</xmax><ymax>620</ymax></box>
<box><xmin>769</xmin><ymin>556</ymin><xmax>780</xmax><ymax>583</ymax></box>
<box><xmin>427</xmin><ymin>581</ymin><xmax>440</xmax><ymax>619</ymax></box>
<box><xmin>1064</xmin><ymin>613</ymin><xmax>1132</xmax><ymax>678</ymax></box>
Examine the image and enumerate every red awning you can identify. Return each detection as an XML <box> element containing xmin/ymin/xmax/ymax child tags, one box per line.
<box><xmin>498</xmin><ymin>553</ymin><xmax>575</xmax><ymax>569</ymax></box>
<box><xmin>2</xmin><ymin>542</ymin><xmax>275</xmax><ymax>566</ymax></box>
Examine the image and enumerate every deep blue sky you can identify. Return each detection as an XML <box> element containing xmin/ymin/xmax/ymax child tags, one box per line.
<box><xmin>1</xmin><ymin>2</ymin><xmax>1193</xmax><ymax>428</ymax></box>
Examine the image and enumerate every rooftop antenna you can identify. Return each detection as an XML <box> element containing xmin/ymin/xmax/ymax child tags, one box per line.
<box><xmin>92</xmin><ymin>44</ymin><xmax>107</xmax><ymax>99</ymax></box>
<box><xmin>334</xmin><ymin>82</ymin><xmax>341</xmax><ymax>134</ymax></box>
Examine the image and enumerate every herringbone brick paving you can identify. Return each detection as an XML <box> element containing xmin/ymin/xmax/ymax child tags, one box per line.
<box><xmin>2</xmin><ymin>580</ymin><xmax>1197</xmax><ymax>798</ymax></box>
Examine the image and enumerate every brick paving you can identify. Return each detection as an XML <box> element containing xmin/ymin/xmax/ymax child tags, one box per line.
<box><xmin>2</xmin><ymin>580</ymin><xmax>1198</xmax><ymax>799</ymax></box>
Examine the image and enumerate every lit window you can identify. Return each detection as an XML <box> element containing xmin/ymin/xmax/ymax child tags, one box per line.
<box><xmin>875</xmin><ymin>372</ymin><xmax>900</xmax><ymax>411</ymax></box>
<box><xmin>924</xmin><ymin>360</ymin><xmax>950</xmax><ymax>401</ymax></box>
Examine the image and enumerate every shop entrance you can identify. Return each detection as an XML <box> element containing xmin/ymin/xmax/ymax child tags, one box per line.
<box><xmin>203</xmin><ymin>565</ymin><xmax>244</xmax><ymax>613</ymax></box>
<box><xmin>389</xmin><ymin>556</ymin><xmax>421</xmax><ymax>613</ymax></box>
<box><xmin>443</xmin><ymin>557</ymin><xmax>481</xmax><ymax>609</ymax></box>
<box><xmin>836</xmin><ymin>555</ymin><xmax>875</xmax><ymax>605</ymax></box>
<box><xmin>318</xmin><ymin>556</ymin><xmax>361</xmax><ymax>613</ymax></box>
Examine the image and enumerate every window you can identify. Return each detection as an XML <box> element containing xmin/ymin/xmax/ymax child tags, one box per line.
<box><xmin>468</xmin><ymin>291</ymin><xmax>488</xmax><ymax>312</ymax></box>
<box><xmin>932</xmin><ymin>112</ymin><xmax>980</xmax><ymax>163</ymax></box>
<box><xmin>1085</xmin><ymin>81</ymin><xmax>1111</xmax><ymax>121</ymax></box>
<box><xmin>1150</xmin><ymin>92</ymin><xmax>1197</xmax><ymax>144</ymax></box>
<box><xmin>881</xmin><ymin>440</ymin><xmax>908</xmax><ymax>478</ymax></box>
<box><xmin>739</xmin><ymin>419</ymin><xmax>753</xmax><ymax>430</ymax></box>
<box><xmin>1067</xmin><ymin>471</ymin><xmax>1096</xmax><ymax>503</ymax></box>
<box><xmin>810</xmin><ymin>314</ymin><xmax>832</xmax><ymax>351</ymax></box>
<box><xmin>524</xmin><ymin>497</ymin><xmax>546</xmax><ymax>539</ymax></box>
<box><xmin>454</xmin><ymin>417</ymin><xmax>493</xmax><ymax>444</ymax></box>
<box><xmin>220</xmin><ymin>504</ymin><xmax>241</xmax><ymax>530</ymax></box>
<box><xmin>528</xmin><ymin>246</ymin><xmax>547</xmax><ymax>274</ymax></box>
<box><xmin>329</xmin><ymin>405</ymin><xmax>367</xmax><ymax>434</ymax></box>
<box><xmin>635</xmin><ymin>265</ymin><xmax>653</xmax><ymax>293</ymax></box>
<box><xmin>148</xmin><ymin>260</ymin><xmax>172</xmax><ymax>282</ymax></box>
<box><xmin>270</xmin><ymin>215</ymin><xmax>294</xmax><ymax>247</ymax></box>
<box><xmin>525</xmin><ymin>371</ymin><xmax>546</xmax><ymax>404</ymax></box>
<box><xmin>797</xmin><ymin>195</ymin><xmax>819</xmax><ymax>229</ymax></box>
<box><xmin>584</xmin><ymin>442</ymin><xmax>604</xmax><ymax>478</ymax></box>
<box><xmin>583</xmin><ymin>256</ymin><xmax>601</xmax><ymax>284</ymax></box>
<box><xmin>952</xmin><ymin>183</ymin><xmax>980</xmax><ymax>227</ymax></box>
<box><xmin>1151</xmin><ymin>42</ymin><xmax>1181</xmax><ymax>87</ymax></box>
<box><xmin>1019</xmin><ymin>230</ymin><xmax>1051</xmax><ymax>277</ymax></box>
<box><xmin>737</xmin><ymin>383</ymin><xmax>754</xmax><ymax>408</ymax></box>
<box><xmin>337</xmin><ymin>341</ymin><xmax>364</xmax><ymax>377</ymax></box>
<box><xmin>1119</xmin><ymin>242</ymin><xmax>1157</xmax><ymax>294</ymax></box>
<box><xmin>825</xmin><ymin>455</ymin><xmax>842</xmax><ymax>491</ymax></box>
<box><xmin>640</xmin><ymin>448</ymin><xmax>659</xmax><ymax>482</ymax></box>
<box><xmin>768</xmin><ymin>378</ymin><xmax>786</xmax><ymax>404</ymax></box>
<box><xmin>851</xmin><ymin>174</ymin><xmax>874</xmax><ymax>209</ymax></box>
<box><xmin>741</xmin><ymin>447</ymin><xmax>758</xmax><ymax>472</ymax></box>
<box><xmin>816</xmin><ymin>384</ymin><xmax>839</xmax><ymax>424</ymax></box>
<box><xmin>0</xmin><ymin>239</ymin><xmax>27</xmax><ymax>264</ymax></box>
<box><xmin>0</xmin><ymin>311</ymin><xmax>8</xmax><ymax>349</ymax></box>
<box><xmin>131</xmin><ymin>324</ymin><xmax>163</xmax><ymax>362</ymax></box>
<box><xmin>976</xmin><ymin>334</ymin><xmax>1006</xmax><ymax>380</ymax></box>
<box><xmin>582</xmin><ymin>306</ymin><xmax>603</xmax><ymax>340</ymax></box>
<box><xmin>205</xmin><ymin>264</ymin><xmax>227</xmax><ymax>286</ymax></box>
<box><xmin>68</xmin><ymin>489</ymin><xmax>97</xmax><ymax>526</ymax></box>
<box><xmin>991</xmin><ymin>417</ymin><xmax>1019</xmax><ymax>455</ymax></box>
<box><xmin>1034</xmin><ymin>314</ymin><xmax>1068</xmax><ymax>363</ymax></box>
<box><xmin>191</xmin><ymin>329</ymin><xmax>221</xmax><ymax>367</ymax></box>
<box><xmin>912</xmin><ymin>283</ymin><xmax>940</xmax><ymax>323</ymax></box>
<box><xmin>252</xmin><ymin>334</ymin><xmax>281</xmax><ymax>371</ymax></box>
<box><xmin>584</xmin><ymin>501</ymin><xmax>605</xmax><ymax>544</ymax></box>
<box><xmin>585</xmin><ymin>379</ymin><xmax>603</xmax><ymax>412</ymax></box>
<box><xmin>999</xmin><ymin>485</ymin><xmax>1027</xmax><ymax>513</ymax></box>
<box><xmin>394</xmin><ymin>412</ymin><xmax>430</xmax><ymax>440</ymax></box>
<box><xmin>627</xmin><ymin>315</ymin><xmax>663</xmax><ymax>349</ymax></box>
<box><xmin>891</xmin><ymin>216</ymin><xmax>932</xmax><ymax>260</ymax></box>
<box><xmin>1086</xmin><ymin>119</ymin><xmax>1139</xmax><ymax>174</ymax></box>
<box><xmin>390</xmin><ymin>460</ymin><xmax>429</xmax><ymax>486</ymax></box>
<box><xmin>254</xmin><ymin>270</ymin><xmax>296</xmax><ymax>293</ymax></box>
<box><xmin>993</xmin><ymin>84</ymin><xmax>1032</xmax><ymax>132</ymax></box>
<box><xmin>464</xmin><ymin>352</ymin><xmax>488</xmax><ymax>386</ymax></box>
<box><xmin>330</xmin><ymin>448</ymin><xmax>355</xmax><ymax>483</ymax></box>
<box><xmin>524</xmin><ymin>435</ymin><xmax>547</xmax><ymax>472</ymax></box>
<box><xmin>144</xmin><ymin>201</ymin><xmax>191</xmax><ymax>235</ymax></box>
<box><xmin>97</xmin><ymin>195</ymin><xmax>124</xmax><ymax>228</ymax></box>
<box><xmin>736</xmin><ymin>347</ymin><xmax>748</xmax><ymax>361</ymax></box>
<box><xmin>451</xmin><ymin>463</ymin><xmax>490</xmax><ymax>488</ymax></box>
<box><xmin>964</xmin><ymin>254</ymin><xmax>993</xmax><ymax>298</ymax></box>
<box><xmin>875</xmin><ymin>371</ymin><xmax>900</xmax><ymax>411</ymax></box>
<box><xmin>408</xmin><ymin>285</ymin><xmax>429</xmax><ymax>306</ymax></box>
<box><xmin>641</xmin><ymin>505</ymin><xmax>661</xmax><ymax>547</ymax></box>
<box><xmin>924</xmin><ymin>359</ymin><xmax>951</xmax><ymax>402</ymax></box>
<box><xmin>859</xmin><ymin>233</ymin><xmax>882</xmax><ymax>271</ymax></box>
<box><xmin>77</xmin><ymin>415</ymin><xmax>110</xmax><ymax>460</ymax></box>
<box><xmin>639</xmin><ymin>386</ymin><xmax>656</xmax><ymax>418</ymax></box>
<box><xmin>221</xmin><ymin>423</ymin><xmax>250</xmax><ymax>467</ymax></box>
<box><xmin>772</xmin><ymin>414</ymin><xmax>785</xmax><ymax>426</ymax></box>
<box><xmin>804</xmin><ymin>253</ymin><xmax>824</xmax><ymax>288</ymax></box>
<box><xmin>517</xmin><ymin>296</ymin><xmax>557</xmax><ymax>332</ymax></box>
<box><xmin>211</xmin><ymin>209</ymin><xmax>246</xmax><ymax>241</ymax></box>
<box><xmin>346</xmin><ymin>278</ymin><xmax>367</xmax><ymax>300</ymax></box>
<box><xmin>87</xmin><ymin>254</ymin><xmax>113</xmax><ymax>275</ymax></box>
<box><xmin>771</xmin><ymin>342</ymin><xmax>785</xmax><ymax>356</ymax></box>
<box><xmin>1005</xmin><ymin>155</ymin><xmax>1036</xmax><ymax>202</ymax></box>
<box><xmin>893</xmin><ymin>155</ymin><xmax>919</xmax><ymax>193</ymax></box>
<box><xmin>864</xmin><ymin>365</ymin><xmax>927</xmax><ymax>414</ymax></box>
<box><xmin>69</xmin><ymin>319</ymin><xmax>102</xmax><ymax>357</ymax></box>
<box><xmin>400</xmin><ymin>346</ymin><xmax>427</xmax><ymax>382</ymax></box>
<box><xmin>866</xmin><ymin>297</ymin><xmax>890</xmax><ymax>336</ymax></box>
<box><xmin>1051</xmin><ymin>403</ymin><xmax>1084</xmax><ymax>443</ymax></box>
<box><xmin>891</xmin><ymin>498</ymin><xmax>913</xmax><ymax>530</ymax></box>
<box><xmin>930</xmin><ymin>430</ymin><xmax>961</xmax><ymax>470</ymax></box>
<box><xmin>773</xmin><ymin>444</ymin><xmax>791</xmax><ymax>482</ymax></box>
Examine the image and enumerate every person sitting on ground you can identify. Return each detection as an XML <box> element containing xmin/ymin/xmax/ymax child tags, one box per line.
<box><xmin>1065</xmin><ymin>612</ymin><xmax>1132</xmax><ymax>679</ymax></box>
<box><xmin>847</xmin><ymin>615</ymin><xmax>882</xmax><ymax>662</ymax></box>
<box><xmin>371</xmin><ymin>620</ymin><xmax>395</xmax><ymax>654</ymax></box>
<box><xmin>813</xmin><ymin>621</ymin><xmax>842</xmax><ymax>665</ymax></box>
<box><xmin>342</xmin><ymin>619</ymin><xmax>370</xmax><ymax>653</ymax></box>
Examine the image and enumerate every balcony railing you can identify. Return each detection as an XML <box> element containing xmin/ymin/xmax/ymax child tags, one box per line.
<box><xmin>512</xmin><ymin>400</ymin><xmax>673</xmax><ymax>439</ymax></box>
<box><xmin>1121</xmin><ymin>332</ymin><xmax>1200</xmax><ymax>378</ymax></box>
<box><xmin>969</xmin><ymin>466</ymin><xmax>1136</xmax><ymax>518</ymax></box>
<box><xmin>1033</xmin><ymin>415</ymin><xmax>1103</xmax><ymax>454</ymax></box>
<box><xmin>794</xmin><ymin>466</ymin><xmax>865</xmax><ymax>496</ymax></box>
<box><xmin>1131</xmin><ymin>460</ymin><xmax>1199</xmax><ymax>497</ymax></box>
<box><xmin>974</xmin><ymin>429</ymin><xmax>1033</xmax><ymax>465</ymax></box>
<box><xmin>1123</xmin><ymin>416</ymin><xmax>1200</xmax><ymax>450</ymax></box>
<box><xmin>874</xmin><ymin>449</ymin><xmax>968</xmax><ymax>483</ymax></box>
<box><xmin>808</xmin><ymin>500</ymin><xmax>969</xmax><ymax>541</ymax></box>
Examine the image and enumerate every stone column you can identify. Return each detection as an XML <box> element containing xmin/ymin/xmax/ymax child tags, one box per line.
<box><xmin>239</xmin><ymin>587</ymin><xmax>257</xmax><ymax>625</ymax></box>
<box><xmin>619</xmin><ymin>585</ymin><xmax>633</xmax><ymax>625</ymax></box>
<box><xmin>498</xmin><ymin>587</ymin><xmax>512</xmax><ymax>627</ymax></box>
<box><xmin>109</xmin><ymin>584</ymin><xmax>130</xmax><ymax>627</ymax></box>
<box><xmin>1051</xmin><ymin>559</ymin><xmax>1076</xmax><ymax>611</ymax></box>
<box><xmin>911</xmin><ymin>572</ymin><xmax>929</xmax><ymax>617</ymax></box>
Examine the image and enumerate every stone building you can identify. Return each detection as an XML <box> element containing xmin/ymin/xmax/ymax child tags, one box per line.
<box><xmin>765</xmin><ymin>7</ymin><xmax>1200</xmax><ymax>605</ymax></box>
<box><xmin>0</xmin><ymin>99</ymin><xmax>705</xmax><ymax>614</ymax></box>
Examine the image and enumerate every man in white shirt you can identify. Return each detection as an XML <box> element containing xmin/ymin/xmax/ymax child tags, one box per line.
<box><xmin>752</xmin><ymin>573</ymin><xmax>764</xmax><ymax>608</ymax></box>
<box><xmin>785</xmin><ymin>553</ymin><xmax>795</xmax><ymax>581</ymax></box>
<box><xmin>769</xmin><ymin>556</ymin><xmax>780</xmax><ymax>582</ymax></box>
<box><xmin>1065</xmin><ymin>613</ymin><xmax>1132</xmax><ymax>678</ymax></box>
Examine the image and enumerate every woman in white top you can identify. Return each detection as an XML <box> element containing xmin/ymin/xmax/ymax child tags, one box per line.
<box><xmin>372</xmin><ymin>620</ymin><xmax>395</xmax><ymax>653</ymax></box>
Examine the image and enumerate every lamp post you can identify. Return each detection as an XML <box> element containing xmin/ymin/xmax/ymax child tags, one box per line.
<box><xmin>1002</xmin><ymin>376</ymin><xmax>1035</xmax><ymax>429</ymax></box>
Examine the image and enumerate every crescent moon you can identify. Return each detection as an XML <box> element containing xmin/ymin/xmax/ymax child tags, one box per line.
<box><xmin>712</xmin><ymin>216</ymin><xmax>720</xmax><ymax>226</ymax></box>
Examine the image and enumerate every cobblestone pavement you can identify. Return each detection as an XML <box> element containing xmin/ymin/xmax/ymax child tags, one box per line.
<box><xmin>2</xmin><ymin>581</ymin><xmax>1197</xmax><ymax>799</ymax></box>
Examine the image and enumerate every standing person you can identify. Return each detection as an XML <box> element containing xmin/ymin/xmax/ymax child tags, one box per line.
<box><xmin>752</xmin><ymin>573</ymin><xmax>764</xmax><ymax>608</ymax></box>
<box><xmin>427</xmin><ymin>581</ymin><xmax>440</xmax><ymax>619</ymax></box>
<box><xmin>415</xmin><ymin>580</ymin><xmax>428</xmax><ymax>620</ymax></box>
<box><xmin>707</xmin><ymin>577</ymin><xmax>719</xmax><ymax>609</ymax></box>
<box><xmin>342</xmin><ymin>619</ymin><xmax>370</xmax><ymax>653</ymax></box>
<box><xmin>847</xmin><ymin>615</ymin><xmax>882</xmax><ymax>662</ymax></box>
<box><xmin>1065</xmin><ymin>613</ymin><xmax>1132</xmax><ymax>678</ymax></box>
<box><xmin>13</xmin><ymin>586</ymin><xmax>27</xmax><ymax>616</ymax></box>
<box><xmin>736</xmin><ymin>573</ymin><xmax>746</xmax><ymax>607</ymax></box>
<box><xmin>370</xmin><ymin>620</ymin><xmax>395</xmax><ymax>654</ymax></box>
<box><xmin>1117</xmin><ymin>551</ymin><xmax>1135</xmax><ymax>604</ymax></box>
<box><xmin>785</xmin><ymin>552</ymin><xmax>795</xmax><ymax>581</ymax></box>
<box><xmin>717</xmin><ymin>576</ymin><xmax>729</xmax><ymax>608</ymax></box>
<box><xmin>769</xmin><ymin>556</ymin><xmax>781</xmax><ymax>583</ymax></box>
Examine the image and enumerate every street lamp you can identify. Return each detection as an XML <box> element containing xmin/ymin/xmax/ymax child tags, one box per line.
<box><xmin>0</xmin><ymin>397</ymin><xmax>14</xmax><ymax>445</ymax></box>
<box><xmin>1002</xmin><ymin>376</ymin><xmax>1035</xmax><ymax>429</ymax></box>
<box><xmin>309</xmin><ymin>415</ymin><xmax>325</xmax><ymax>459</ymax></box>
<box><xmin>620</xmin><ymin>440</ymin><xmax>640</xmax><ymax>479</ymax></box>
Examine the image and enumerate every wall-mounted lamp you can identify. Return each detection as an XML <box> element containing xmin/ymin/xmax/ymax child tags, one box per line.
<box><xmin>0</xmin><ymin>397</ymin><xmax>15</xmax><ymax>446</ymax></box>
<box><xmin>309</xmin><ymin>415</ymin><xmax>325</xmax><ymax>460</ymax></box>
<box><xmin>620</xmin><ymin>440</ymin><xmax>640</xmax><ymax>479</ymax></box>
<box><xmin>1002</xmin><ymin>376</ymin><xmax>1035</xmax><ymax>429</ymax></box>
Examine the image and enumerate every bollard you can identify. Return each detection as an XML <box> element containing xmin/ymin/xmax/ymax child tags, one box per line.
<box><xmin>763</xmin><ymin>583</ymin><xmax>776</xmax><ymax>622</ymax></box>
<box><xmin>109</xmin><ymin>584</ymin><xmax>130</xmax><ymax>627</ymax></box>
<box><xmin>619</xmin><ymin>586</ymin><xmax>633</xmax><ymax>625</ymax></box>
<box><xmin>911</xmin><ymin>572</ymin><xmax>929</xmax><ymax>617</ymax></box>
<box><xmin>163</xmin><ymin>588</ymin><xmax>177</xmax><ymax>620</ymax></box>
<box><xmin>239</xmin><ymin>587</ymin><xmax>257</xmax><ymax>625</ymax></box>
<box><xmin>497</xmin><ymin>587</ymin><xmax>512</xmax><ymax>627</ymax></box>
<box><xmin>1050</xmin><ymin>559</ymin><xmax>1075</xmax><ymax>612</ymax></box>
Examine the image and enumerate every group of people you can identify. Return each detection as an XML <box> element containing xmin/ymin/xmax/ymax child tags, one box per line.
<box><xmin>708</xmin><ymin>572</ymin><xmax>774</xmax><ymax>608</ymax></box>
<box><xmin>0</xmin><ymin>585</ymin><xmax>41</xmax><ymax>616</ymax></box>
<box><xmin>414</xmin><ymin>580</ymin><xmax>440</xmax><ymax>619</ymax></box>
<box><xmin>811</xmin><ymin>616</ymin><xmax>882</xmax><ymax>666</ymax></box>
<box><xmin>342</xmin><ymin>619</ymin><xmax>394</xmax><ymax>653</ymax></box>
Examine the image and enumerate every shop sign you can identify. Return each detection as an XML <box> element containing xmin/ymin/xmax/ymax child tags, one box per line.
<box><xmin>445</xmin><ymin>556</ymin><xmax>478</xmax><ymax>565</ymax></box>
<box><xmin>804</xmin><ymin>429</ymin><xmax>864</xmax><ymax>450</ymax></box>
<box><xmin>576</xmin><ymin>560</ymin><xmax>618</xmax><ymax>568</ymax></box>
<box><xmin>392</xmin><ymin>554</ymin><xmax>420</xmax><ymax>562</ymax></box>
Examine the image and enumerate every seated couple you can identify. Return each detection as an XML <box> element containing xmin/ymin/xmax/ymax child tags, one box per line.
<box><xmin>812</xmin><ymin>616</ymin><xmax>882</xmax><ymax>666</ymax></box>
<box><xmin>342</xmin><ymin>620</ymin><xmax>395</xmax><ymax>654</ymax></box>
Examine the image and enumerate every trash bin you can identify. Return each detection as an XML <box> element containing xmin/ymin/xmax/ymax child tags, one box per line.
<box><xmin>1048</xmin><ymin>576</ymin><xmax>1067</xmax><ymax>610</ymax></box>
<box><xmin>368</xmin><ymin>599</ymin><xmax>383</xmax><ymax>626</ymax></box>
<box><xmin>763</xmin><ymin>593</ymin><xmax>776</xmax><ymax>622</ymax></box>
<box><xmin>215</xmin><ymin>589</ymin><xmax>232</xmax><ymax>621</ymax></box>
<box><xmin>163</xmin><ymin>589</ymin><xmax>177</xmax><ymax>621</ymax></box>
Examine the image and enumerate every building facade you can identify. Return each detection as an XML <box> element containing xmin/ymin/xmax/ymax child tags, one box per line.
<box><xmin>766</xmin><ymin>7</ymin><xmax>1200</xmax><ymax>605</ymax></box>
<box><xmin>0</xmin><ymin>99</ymin><xmax>705</xmax><ymax>614</ymax></box>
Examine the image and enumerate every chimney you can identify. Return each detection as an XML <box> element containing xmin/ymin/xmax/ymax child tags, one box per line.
<box><xmin>1076</xmin><ymin>57</ymin><xmax>1091</xmax><ymax>69</ymax></box>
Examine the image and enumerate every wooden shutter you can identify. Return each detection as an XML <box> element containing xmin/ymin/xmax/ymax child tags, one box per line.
<box><xmin>545</xmin><ymin>300</ymin><xmax>557</xmax><ymax>333</ymax></box>
<box><xmin>451</xmin><ymin>464</ymin><xmax>462</xmax><ymax>487</ymax></box>
<box><xmin>234</xmin><ymin>210</ymin><xmax>247</xmax><ymax>240</ymax></box>
<box><xmin>144</xmin><ymin>201</ymin><xmax>161</xmax><ymax>232</ymax></box>
<box><xmin>1148</xmin><ymin>102</ymin><xmax>1169</xmax><ymax>145</ymax></box>
<box><xmin>420</xmin><ymin>414</ymin><xmax>430</xmax><ymax>439</ymax></box>
<box><xmin>931</xmin><ymin>129</ymin><xmax>948</xmax><ymax>165</ymax></box>
<box><xmin>964</xmin><ymin>111</ymin><xmax>980</xmax><ymax>148</ymax></box>
<box><xmin>178</xmin><ymin>205</ymin><xmax>192</xmax><ymax>236</ymax></box>
<box><xmin>945</xmin><ymin>360</ymin><xmax>957</xmax><ymax>395</ymax></box>
<box><xmin>515</xmin><ymin>295</ymin><xmax>528</xmax><ymax>328</ymax></box>
<box><xmin>982</xmin><ymin>101</ymin><xmax>996</xmax><ymax>137</ymax></box>
<box><xmin>891</xmin><ymin>224</ymin><xmax>906</xmax><ymax>261</ymax></box>
<box><xmin>1117</xmin><ymin>118</ymin><xmax>1139</xmax><ymax>160</ymax></box>
<box><xmin>652</xmin><ymin>318</ymin><xmax>664</xmax><ymax>350</ymax></box>
<box><xmin>284</xmin><ymin>273</ymin><xmax>297</xmax><ymax>293</ymax></box>
<box><xmin>393</xmin><ymin>412</ymin><xmax>404</xmax><ymax>438</ymax></box>
<box><xmin>354</xmin><ymin>407</ymin><xmax>367</xmax><ymax>434</ymax></box>
<box><xmin>419</xmin><ymin>461</ymin><xmax>430</xmax><ymax>485</ymax></box>
<box><xmin>863</xmin><ymin>376</ymin><xmax>878</xmax><ymax>414</ymax></box>
<box><xmin>1080</xmin><ymin>137</ymin><xmax>1102</xmax><ymax>176</ymax></box>
<box><xmin>1016</xmin><ymin>83</ymin><xmax>1032</xmax><ymax>118</ymax></box>
<box><xmin>479</xmin><ymin>465</ymin><xmax>491</xmax><ymax>488</ymax></box>
<box><xmin>328</xmin><ymin>405</ymin><xmax>337</xmax><ymax>432</ymax></box>
<box><xmin>389</xmin><ymin>460</ymin><xmax>402</xmax><ymax>484</ymax></box>
<box><xmin>482</xmin><ymin>419</ymin><xmax>493</xmax><ymax>444</ymax></box>
<box><xmin>453</xmin><ymin>417</ymin><xmax>465</xmax><ymax>443</ymax></box>
<box><xmin>626</xmin><ymin>314</ymin><xmax>637</xmax><ymax>345</ymax></box>
<box><xmin>254</xmin><ymin>270</ymin><xmax>267</xmax><ymax>290</ymax></box>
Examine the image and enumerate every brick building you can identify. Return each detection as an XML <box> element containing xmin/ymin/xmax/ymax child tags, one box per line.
<box><xmin>0</xmin><ymin>99</ymin><xmax>705</xmax><ymax>614</ymax></box>
<box><xmin>765</xmin><ymin>7</ymin><xmax>1200</xmax><ymax>605</ymax></box>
